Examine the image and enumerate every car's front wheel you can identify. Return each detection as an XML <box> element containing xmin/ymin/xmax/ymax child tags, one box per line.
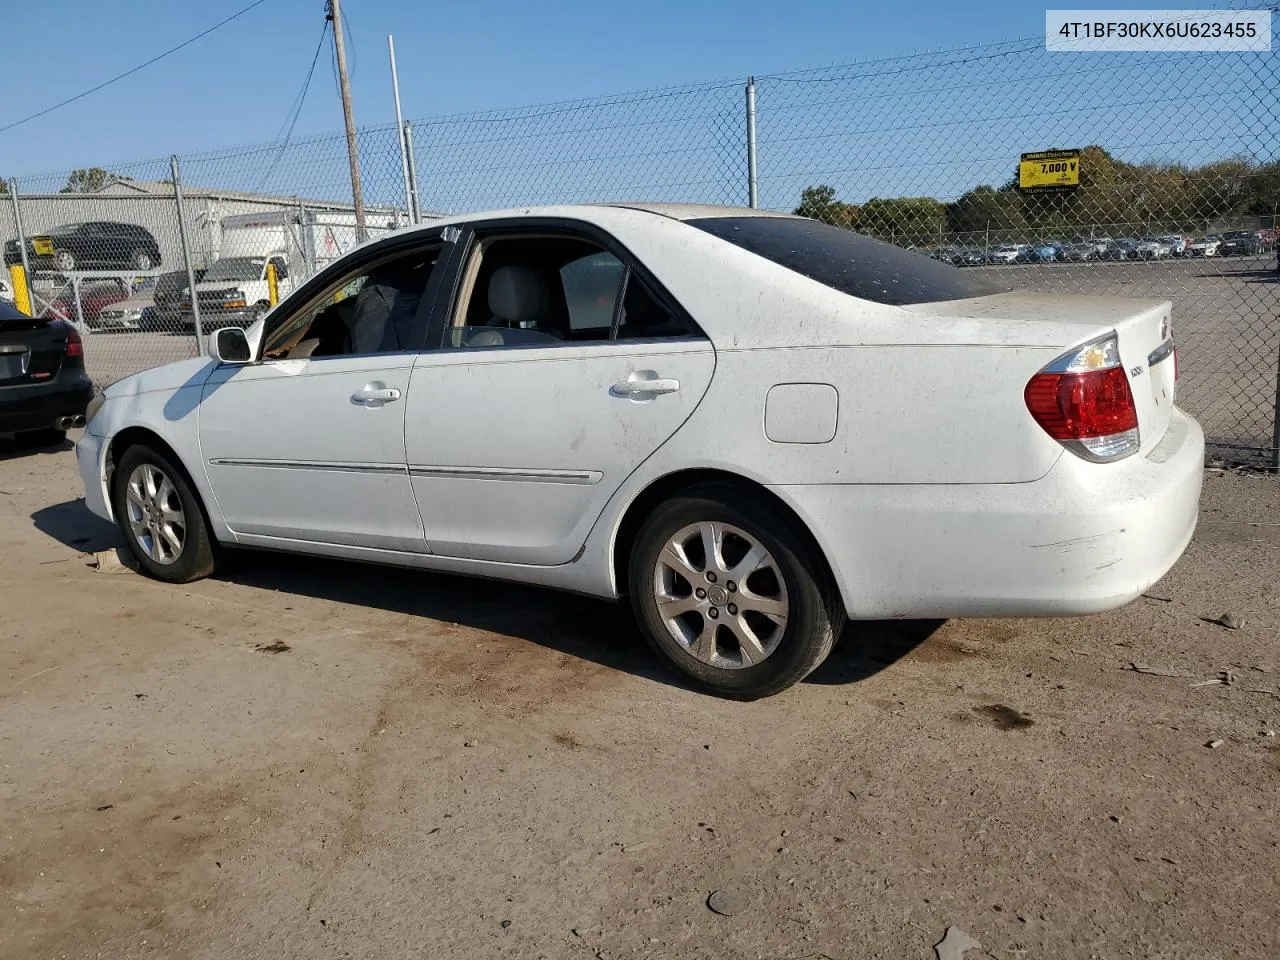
<box><xmin>628</xmin><ymin>487</ymin><xmax>844</xmax><ymax>699</ymax></box>
<box><xmin>53</xmin><ymin>250</ymin><xmax>76</xmax><ymax>272</ymax></box>
<box><xmin>130</xmin><ymin>248</ymin><xmax>154</xmax><ymax>270</ymax></box>
<box><xmin>111</xmin><ymin>444</ymin><xmax>216</xmax><ymax>583</ymax></box>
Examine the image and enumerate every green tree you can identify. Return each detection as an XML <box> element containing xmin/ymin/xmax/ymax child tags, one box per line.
<box><xmin>945</xmin><ymin>184</ymin><xmax>1027</xmax><ymax>240</ymax></box>
<box><xmin>60</xmin><ymin>167</ymin><xmax>118</xmax><ymax>194</ymax></box>
<box><xmin>855</xmin><ymin>196</ymin><xmax>946</xmax><ymax>247</ymax></box>
<box><xmin>793</xmin><ymin>184</ymin><xmax>859</xmax><ymax>229</ymax></box>
<box><xmin>1240</xmin><ymin>161</ymin><xmax>1280</xmax><ymax>217</ymax></box>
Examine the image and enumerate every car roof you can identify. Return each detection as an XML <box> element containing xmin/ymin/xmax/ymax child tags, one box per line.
<box><xmin>397</xmin><ymin>202</ymin><xmax>797</xmax><ymax>235</ymax></box>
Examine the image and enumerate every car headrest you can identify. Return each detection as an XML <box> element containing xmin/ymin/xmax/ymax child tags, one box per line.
<box><xmin>488</xmin><ymin>265</ymin><xmax>550</xmax><ymax>323</ymax></box>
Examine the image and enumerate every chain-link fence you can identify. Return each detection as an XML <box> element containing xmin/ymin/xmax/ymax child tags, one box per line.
<box><xmin>3</xmin><ymin>33</ymin><xmax>1278</xmax><ymax>464</ymax></box>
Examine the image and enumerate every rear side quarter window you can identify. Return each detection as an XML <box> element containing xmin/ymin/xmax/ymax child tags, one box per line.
<box><xmin>688</xmin><ymin>216</ymin><xmax>1005</xmax><ymax>306</ymax></box>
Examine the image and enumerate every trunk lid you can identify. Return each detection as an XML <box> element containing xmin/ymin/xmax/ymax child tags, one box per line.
<box><xmin>0</xmin><ymin>314</ymin><xmax>67</xmax><ymax>385</ymax></box>
<box><xmin>904</xmin><ymin>291</ymin><xmax>1176</xmax><ymax>453</ymax></box>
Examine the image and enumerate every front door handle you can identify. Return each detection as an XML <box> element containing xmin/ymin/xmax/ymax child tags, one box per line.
<box><xmin>611</xmin><ymin>374</ymin><xmax>680</xmax><ymax>398</ymax></box>
<box><xmin>351</xmin><ymin>384</ymin><xmax>402</xmax><ymax>404</ymax></box>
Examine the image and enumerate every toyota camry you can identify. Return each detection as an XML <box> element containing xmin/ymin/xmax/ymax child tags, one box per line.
<box><xmin>76</xmin><ymin>204</ymin><xmax>1202</xmax><ymax>699</ymax></box>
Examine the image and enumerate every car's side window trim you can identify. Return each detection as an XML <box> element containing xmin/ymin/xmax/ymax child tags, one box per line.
<box><xmin>427</xmin><ymin>217</ymin><xmax>706</xmax><ymax>352</ymax></box>
<box><xmin>257</xmin><ymin>228</ymin><xmax>450</xmax><ymax>362</ymax></box>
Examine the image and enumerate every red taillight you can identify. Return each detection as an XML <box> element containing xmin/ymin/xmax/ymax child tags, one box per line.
<box><xmin>1025</xmin><ymin>333</ymin><xmax>1140</xmax><ymax>462</ymax></box>
<box><xmin>1025</xmin><ymin>366</ymin><xmax>1137</xmax><ymax>439</ymax></box>
<box><xmin>65</xmin><ymin>327</ymin><xmax>83</xmax><ymax>359</ymax></box>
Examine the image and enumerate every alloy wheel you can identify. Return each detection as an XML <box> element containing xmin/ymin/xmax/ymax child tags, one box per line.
<box><xmin>653</xmin><ymin>521</ymin><xmax>789</xmax><ymax>669</ymax></box>
<box><xmin>124</xmin><ymin>463</ymin><xmax>186</xmax><ymax>565</ymax></box>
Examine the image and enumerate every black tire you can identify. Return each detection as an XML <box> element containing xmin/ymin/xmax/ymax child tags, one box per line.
<box><xmin>54</xmin><ymin>250</ymin><xmax>76</xmax><ymax>272</ymax></box>
<box><xmin>130</xmin><ymin>248</ymin><xmax>154</xmax><ymax>270</ymax></box>
<box><xmin>628</xmin><ymin>485</ymin><xmax>844</xmax><ymax>700</ymax></box>
<box><xmin>111</xmin><ymin>443</ymin><xmax>216</xmax><ymax>583</ymax></box>
<box><xmin>15</xmin><ymin>427</ymin><xmax>67</xmax><ymax>448</ymax></box>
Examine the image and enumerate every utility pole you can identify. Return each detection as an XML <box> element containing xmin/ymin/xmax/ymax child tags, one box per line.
<box><xmin>328</xmin><ymin>0</ymin><xmax>366</xmax><ymax>240</ymax></box>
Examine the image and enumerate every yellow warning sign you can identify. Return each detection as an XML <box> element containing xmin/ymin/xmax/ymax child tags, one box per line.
<box><xmin>1019</xmin><ymin>150</ymin><xmax>1081</xmax><ymax>190</ymax></box>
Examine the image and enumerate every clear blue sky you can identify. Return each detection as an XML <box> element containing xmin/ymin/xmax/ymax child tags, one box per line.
<box><xmin>1</xmin><ymin>0</ymin><xmax>1201</xmax><ymax>175</ymax></box>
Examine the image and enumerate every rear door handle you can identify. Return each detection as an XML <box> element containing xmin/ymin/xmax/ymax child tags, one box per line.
<box><xmin>351</xmin><ymin>385</ymin><xmax>402</xmax><ymax>404</ymax></box>
<box><xmin>611</xmin><ymin>376</ymin><xmax>680</xmax><ymax>398</ymax></box>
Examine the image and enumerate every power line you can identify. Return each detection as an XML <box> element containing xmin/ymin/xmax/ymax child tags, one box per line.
<box><xmin>0</xmin><ymin>0</ymin><xmax>273</xmax><ymax>136</ymax></box>
<box><xmin>257</xmin><ymin>19</ymin><xmax>330</xmax><ymax>190</ymax></box>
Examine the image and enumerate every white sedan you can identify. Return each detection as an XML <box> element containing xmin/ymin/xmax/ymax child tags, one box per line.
<box><xmin>76</xmin><ymin>204</ymin><xmax>1202</xmax><ymax>699</ymax></box>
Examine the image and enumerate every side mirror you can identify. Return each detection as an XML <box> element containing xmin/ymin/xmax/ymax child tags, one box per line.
<box><xmin>210</xmin><ymin>326</ymin><xmax>251</xmax><ymax>364</ymax></box>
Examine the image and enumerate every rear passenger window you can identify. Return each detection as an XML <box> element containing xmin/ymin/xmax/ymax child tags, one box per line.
<box><xmin>445</xmin><ymin>231</ymin><xmax>701</xmax><ymax>349</ymax></box>
<box><xmin>561</xmin><ymin>251</ymin><xmax>625</xmax><ymax>335</ymax></box>
<box><xmin>615</xmin><ymin>275</ymin><xmax>689</xmax><ymax>340</ymax></box>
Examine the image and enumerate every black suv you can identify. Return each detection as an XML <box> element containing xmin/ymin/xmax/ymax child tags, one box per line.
<box><xmin>4</xmin><ymin>221</ymin><xmax>162</xmax><ymax>273</ymax></box>
<box><xmin>1217</xmin><ymin>231</ymin><xmax>1264</xmax><ymax>257</ymax></box>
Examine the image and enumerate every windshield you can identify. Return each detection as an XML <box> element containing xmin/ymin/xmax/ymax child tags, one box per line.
<box><xmin>204</xmin><ymin>257</ymin><xmax>265</xmax><ymax>282</ymax></box>
<box><xmin>45</xmin><ymin>223</ymin><xmax>82</xmax><ymax>236</ymax></box>
<box><xmin>688</xmin><ymin>216</ymin><xmax>1004</xmax><ymax>307</ymax></box>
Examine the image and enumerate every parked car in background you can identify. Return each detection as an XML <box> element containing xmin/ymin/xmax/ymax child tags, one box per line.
<box><xmin>957</xmin><ymin>248</ymin><xmax>987</xmax><ymax>267</ymax></box>
<box><xmin>1134</xmin><ymin>238</ymin><xmax>1169</xmax><ymax>260</ymax></box>
<box><xmin>1029</xmin><ymin>241</ymin><xmax>1064</xmax><ymax>262</ymax></box>
<box><xmin>3</xmin><ymin>222</ymin><xmax>162</xmax><ymax>273</ymax></box>
<box><xmin>0</xmin><ymin>298</ymin><xmax>92</xmax><ymax>445</ymax></box>
<box><xmin>41</xmin><ymin>279</ymin><xmax>131</xmax><ymax>329</ymax></box>
<box><xmin>1104</xmin><ymin>239</ymin><xmax>1138</xmax><ymax>260</ymax></box>
<box><xmin>181</xmin><ymin>254</ymin><xmax>292</xmax><ymax>328</ymax></box>
<box><xmin>152</xmin><ymin>268</ymin><xmax>205</xmax><ymax>328</ymax></box>
<box><xmin>1217</xmin><ymin>231</ymin><xmax>1264</xmax><ymax>256</ymax></box>
<box><xmin>95</xmin><ymin>278</ymin><xmax>159</xmax><ymax>331</ymax></box>
<box><xmin>1062</xmin><ymin>241</ymin><xmax>1098</xmax><ymax>262</ymax></box>
<box><xmin>987</xmin><ymin>244</ymin><xmax>1031</xmax><ymax>264</ymax></box>
<box><xmin>1157</xmin><ymin>235</ymin><xmax>1188</xmax><ymax>257</ymax></box>
<box><xmin>1186</xmin><ymin>235</ymin><xmax>1222</xmax><ymax>257</ymax></box>
<box><xmin>76</xmin><ymin>203</ymin><xmax>1201</xmax><ymax>699</ymax></box>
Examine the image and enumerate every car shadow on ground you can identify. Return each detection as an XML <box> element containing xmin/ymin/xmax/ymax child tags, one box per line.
<box><xmin>30</xmin><ymin>498</ymin><xmax>121</xmax><ymax>553</ymax></box>
<box><xmin>28</xmin><ymin>497</ymin><xmax>940</xmax><ymax>695</ymax></box>
<box><xmin>0</xmin><ymin>434</ymin><xmax>74</xmax><ymax>463</ymax></box>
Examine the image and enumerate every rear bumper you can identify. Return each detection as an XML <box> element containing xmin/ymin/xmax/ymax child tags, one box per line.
<box><xmin>773</xmin><ymin>409</ymin><xmax>1204</xmax><ymax>619</ymax></box>
<box><xmin>0</xmin><ymin>371</ymin><xmax>93</xmax><ymax>433</ymax></box>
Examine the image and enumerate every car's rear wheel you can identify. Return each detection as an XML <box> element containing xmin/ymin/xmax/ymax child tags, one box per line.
<box><xmin>54</xmin><ymin>250</ymin><xmax>76</xmax><ymax>272</ymax></box>
<box><xmin>130</xmin><ymin>249</ymin><xmax>154</xmax><ymax>270</ymax></box>
<box><xmin>628</xmin><ymin>487</ymin><xmax>843</xmax><ymax>700</ymax></box>
<box><xmin>111</xmin><ymin>444</ymin><xmax>216</xmax><ymax>583</ymax></box>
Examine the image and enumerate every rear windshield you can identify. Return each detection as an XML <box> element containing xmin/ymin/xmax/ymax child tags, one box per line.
<box><xmin>688</xmin><ymin>216</ymin><xmax>1004</xmax><ymax>306</ymax></box>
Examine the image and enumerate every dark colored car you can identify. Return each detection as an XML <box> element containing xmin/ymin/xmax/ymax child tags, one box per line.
<box><xmin>152</xmin><ymin>268</ymin><xmax>206</xmax><ymax>327</ymax></box>
<box><xmin>41</xmin><ymin>279</ymin><xmax>132</xmax><ymax>329</ymax></box>
<box><xmin>0</xmin><ymin>299</ymin><xmax>93</xmax><ymax>444</ymax></box>
<box><xmin>1103</xmin><ymin>239</ymin><xmax>1137</xmax><ymax>261</ymax></box>
<box><xmin>1217</xmin><ymin>230</ymin><xmax>1264</xmax><ymax>256</ymax></box>
<box><xmin>3</xmin><ymin>221</ymin><xmax>162</xmax><ymax>273</ymax></box>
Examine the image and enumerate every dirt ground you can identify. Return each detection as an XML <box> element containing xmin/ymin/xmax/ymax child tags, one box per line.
<box><xmin>1</xmin><ymin>437</ymin><xmax>1277</xmax><ymax>960</ymax></box>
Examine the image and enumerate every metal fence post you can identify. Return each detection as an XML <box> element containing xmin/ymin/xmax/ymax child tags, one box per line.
<box><xmin>745</xmin><ymin>77</ymin><xmax>759</xmax><ymax>209</ymax></box>
<box><xmin>388</xmin><ymin>35</ymin><xmax>415</xmax><ymax>225</ymax></box>
<box><xmin>403</xmin><ymin>121</ymin><xmax>422</xmax><ymax>223</ymax></box>
<box><xmin>170</xmin><ymin>155</ymin><xmax>204</xmax><ymax>355</ymax></box>
<box><xmin>1273</xmin><ymin>343</ymin><xmax>1280</xmax><ymax>471</ymax></box>
<box><xmin>8</xmin><ymin>179</ymin><xmax>34</xmax><ymax>312</ymax></box>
